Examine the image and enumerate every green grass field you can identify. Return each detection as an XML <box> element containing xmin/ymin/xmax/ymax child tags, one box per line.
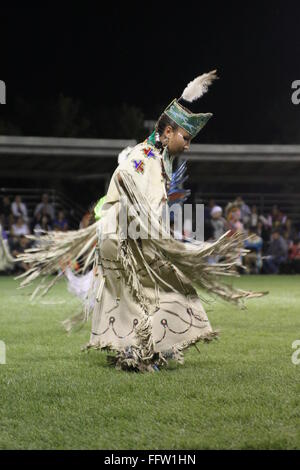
<box><xmin>0</xmin><ymin>275</ymin><xmax>300</xmax><ymax>450</ymax></box>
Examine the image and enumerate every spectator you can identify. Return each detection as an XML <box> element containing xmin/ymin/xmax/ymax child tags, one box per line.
<box><xmin>263</xmin><ymin>229</ymin><xmax>288</xmax><ymax>274</ymax></box>
<box><xmin>34</xmin><ymin>193</ymin><xmax>55</xmax><ymax>221</ymax></box>
<box><xmin>10</xmin><ymin>235</ymin><xmax>32</xmax><ymax>274</ymax></box>
<box><xmin>79</xmin><ymin>212</ymin><xmax>91</xmax><ymax>229</ymax></box>
<box><xmin>267</xmin><ymin>205</ymin><xmax>286</xmax><ymax>230</ymax></box>
<box><xmin>11</xmin><ymin>195</ymin><xmax>28</xmax><ymax>222</ymax></box>
<box><xmin>259</xmin><ymin>213</ymin><xmax>272</xmax><ymax>231</ymax></box>
<box><xmin>34</xmin><ymin>214</ymin><xmax>52</xmax><ymax>235</ymax></box>
<box><xmin>53</xmin><ymin>210</ymin><xmax>68</xmax><ymax>231</ymax></box>
<box><xmin>244</xmin><ymin>226</ymin><xmax>263</xmax><ymax>274</ymax></box>
<box><xmin>11</xmin><ymin>216</ymin><xmax>30</xmax><ymax>237</ymax></box>
<box><xmin>225</xmin><ymin>202</ymin><xmax>244</xmax><ymax>235</ymax></box>
<box><xmin>234</xmin><ymin>196</ymin><xmax>251</xmax><ymax>228</ymax></box>
<box><xmin>210</xmin><ymin>206</ymin><xmax>227</xmax><ymax>240</ymax></box>
<box><xmin>250</xmin><ymin>205</ymin><xmax>259</xmax><ymax>228</ymax></box>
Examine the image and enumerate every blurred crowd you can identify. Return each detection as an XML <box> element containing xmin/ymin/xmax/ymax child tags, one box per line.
<box><xmin>0</xmin><ymin>193</ymin><xmax>69</xmax><ymax>274</ymax></box>
<box><xmin>1</xmin><ymin>193</ymin><xmax>300</xmax><ymax>276</ymax></box>
<box><xmin>204</xmin><ymin>196</ymin><xmax>300</xmax><ymax>274</ymax></box>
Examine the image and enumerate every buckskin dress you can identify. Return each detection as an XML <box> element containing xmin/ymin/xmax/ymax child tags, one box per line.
<box><xmin>85</xmin><ymin>136</ymin><xmax>261</xmax><ymax>370</ymax></box>
<box><xmin>17</xmin><ymin>136</ymin><xmax>264</xmax><ymax>371</ymax></box>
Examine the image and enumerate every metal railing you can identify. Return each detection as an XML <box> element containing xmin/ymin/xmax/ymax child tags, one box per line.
<box><xmin>2</xmin><ymin>188</ymin><xmax>300</xmax><ymax>227</ymax></box>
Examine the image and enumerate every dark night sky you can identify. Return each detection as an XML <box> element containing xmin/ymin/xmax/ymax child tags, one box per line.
<box><xmin>1</xmin><ymin>1</ymin><xmax>300</xmax><ymax>143</ymax></box>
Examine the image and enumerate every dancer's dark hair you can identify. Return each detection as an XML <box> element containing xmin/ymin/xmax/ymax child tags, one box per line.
<box><xmin>154</xmin><ymin>114</ymin><xmax>179</xmax><ymax>150</ymax></box>
<box><xmin>155</xmin><ymin>113</ymin><xmax>179</xmax><ymax>136</ymax></box>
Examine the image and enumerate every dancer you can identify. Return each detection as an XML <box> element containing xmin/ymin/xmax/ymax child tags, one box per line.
<box><xmin>17</xmin><ymin>70</ymin><xmax>265</xmax><ymax>371</ymax></box>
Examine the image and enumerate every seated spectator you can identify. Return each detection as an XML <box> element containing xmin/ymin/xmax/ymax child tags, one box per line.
<box><xmin>210</xmin><ymin>206</ymin><xmax>227</xmax><ymax>240</ymax></box>
<box><xmin>250</xmin><ymin>205</ymin><xmax>259</xmax><ymax>228</ymax></box>
<box><xmin>267</xmin><ymin>205</ymin><xmax>287</xmax><ymax>230</ymax></box>
<box><xmin>34</xmin><ymin>214</ymin><xmax>52</xmax><ymax>235</ymax></box>
<box><xmin>11</xmin><ymin>216</ymin><xmax>30</xmax><ymax>237</ymax></box>
<box><xmin>34</xmin><ymin>193</ymin><xmax>55</xmax><ymax>221</ymax></box>
<box><xmin>263</xmin><ymin>228</ymin><xmax>288</xmax><ymax>274</ymax></box>
<box><xmin>11</xmin><ymin>195</ymin><xmax>28</xmax><ymax>222</ymax></box>
<box><xmin>33</xmin><ymin>206</ymin><xmax>55</xmax><ymax>231</ymax></box>
<box><xmin>289</xmin><ymin>239</ymin><xmax>300</xmax><ymax>274</ymax></box>
<box><xmin>225</xmin><ymin>202</ymin><xmax>244</xmax><ymax>235</ymax></box>
<box><xmin>234</xmin><ymin>196</ymin><xmax>251</xmax><ymax>228</ymax></box>
<box><xmin>32</xmin><ymin>211</ymin><xmax>42</xmax><ymax>232</ymax></box>
<box><xmin>244</xmin><ymin>226</ymin><xmax>263</xmax><ymax>274</ymax></box>
<box><xmin>259</xmin><ymin>213</ymin><xmax>272</xmax><ymax>230</ymax></box>
<box><xmin>53</xmin><ymin>210</ymin><xmax>68</xmax><ymax>231</ymax></box>
<box><xmin>10</xmin><ymin>235</ymin><xmax>32</xmax><ymax>274</ymax></box>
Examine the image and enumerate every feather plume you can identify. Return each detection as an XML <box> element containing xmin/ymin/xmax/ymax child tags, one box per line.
<box><xmin>181</xmin><ymin>70</ymin><xmax>218</xmax><ymax>103</ymax></box>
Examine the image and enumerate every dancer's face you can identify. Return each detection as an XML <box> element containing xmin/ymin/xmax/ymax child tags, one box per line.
<box><xmin>163</xmin><ymin>126</ymin><xmax>192</xmax><ymax>156</ymax></box>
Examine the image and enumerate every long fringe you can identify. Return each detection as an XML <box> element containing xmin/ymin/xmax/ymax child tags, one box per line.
<box><xmin>116</xmin><ymin>170</ymin><xmax>267</xmax><ymax>306</ymax></box>
<box><xmin>15</xmin><ymin>222</ymin><xmax>99</xmax><ymax>299</ymax></box>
